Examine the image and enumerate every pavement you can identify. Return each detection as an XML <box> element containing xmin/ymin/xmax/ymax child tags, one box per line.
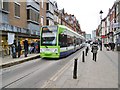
<box><xmin>42</xmin><ymin>45</ymin><xmax>118</xmax><ymax>88</ymax></box>
<box><xmin>0</xmin><ymin>53</ymin><xmax>40</xmax><ymax>68</ymax></box>
<box><xmin>0</xmin><ymin>44</ymin><xmax>119</xmax><ymax>88</ymax></box>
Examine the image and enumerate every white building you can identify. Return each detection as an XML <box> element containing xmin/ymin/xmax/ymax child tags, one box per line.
<box><xmin>85</xmin><ymin>34</ymin><xmax>91</xmax><ymax>41</ymax></box>
<box><xmin>92</xmin><ymin>30</ymin><xmax>96</xmax><ymax>41</ymax></box>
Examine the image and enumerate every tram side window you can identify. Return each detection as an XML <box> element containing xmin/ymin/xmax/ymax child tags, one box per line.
<box><xmin>59</xmin><ymin>34</ymin><xmax>67</xmax><ymax>47</ymax></box>
<box><xmin>76</xmin><ymin>38</ymin><xmax>79</xmax><ymax>45</ymax></box>
<box><xmin>74</xmin><ymin>36</ymin><xmax>77</xmax><ymax>46</ymax></box>
<box><xmin>80</xmin><ymin>39</ymin><xmax>82</xmax><ymax>44</ymax></box>
<box><xmin>67</xmin><ymin>35</ymin><xmax>74</xmax><ymax>46</ymax></box>
<box><xmin>79</xmin><ymin>38</ymin><xmax>81</xmax><ymax>45</ymax></box>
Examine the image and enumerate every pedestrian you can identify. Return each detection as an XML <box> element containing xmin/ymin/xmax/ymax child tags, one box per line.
<box><xmin>37</xmin><ymin>40</ymin><xmax>40</xmax><ymax>53</ymax></box>
<box><xmin>11</xmin><ymin>40</ymin><xmax>17</xmax><ymax>58</ymax></box>
<box><xmin>30</xmin><ymin>41</ymin><xmax>35</xmax><ymax>53</ymax></box>
<box><xmin>109</xmin><ymin>42</ymin><xmax>112</xmax><ymax>50</ymax></box>
<box><xmin>106</xmin><ymin>43</ymin><xmax>110</xmax><ymax>51</ymax></box>
<box><xmin>111</xmin><ymin>43</ymin><xmax>115</xmax><ymax>51</ymax></box>
<box><xmin>99</xmin><ymin>40</ymin><xmax>102</xmax><ymax>51</ymax></box>
<box><xmin>86</xmin><ymin>46</ymin><xmax>89</xmax><ymax>56</ymax></box>
<box><xmin>91</xmin><ymin>42</ymin><xmax>98</xmax><ymax>62</ymax></box>
<box><xmin>34</xmin><ymin>40</ymin><xmax>38</xmax><ymax>53</ymax></box>
<box><xmin>23</xmin><ymin>39</ymin><xmax>29</xmax><ymax>57</ymax></box>
<box><xmin>17</xmin><ymin>41</ymin><xmax>22</xmax><ymax>58</ymax></box>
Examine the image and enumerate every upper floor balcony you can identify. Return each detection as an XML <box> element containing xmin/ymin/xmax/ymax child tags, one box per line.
<box><xmin>27</xmin><ymin>0</ymin><xmax>40</xmax><ymax>11</ymax></box>
<box><xmin>46</xmin><ymin>12</ymin><xmax>54</xmax><ymax>20</ymax></box>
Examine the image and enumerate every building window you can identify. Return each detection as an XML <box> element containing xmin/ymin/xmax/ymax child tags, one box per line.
<box><xmin>14</xmin><ymin>2</ymin><xmax>20</xmax><ymax>17</ymax></box>
<box><xmin>46</xmin><ymin>3</ymin><xmax>49</xmax><ymax>10</ymax></box>
<box><xmin>27</xmin><ymin>9</ymin><xmax>39</xmax><ymax>23</ymax></box>
<box><xmin>41</xmin><ymin>17</ymin><xmax>44</xmax><ymax>26</ymax></box>
<box><xmin>2</xmin><ymin>0</ymin><xmax>9</xmax><ymax>11</ymax></box>
<box><xmin>46</xmin><ymin>19</ymin><xmax>49</xmax><ymax>25</ymax></box>
<box><xmin>27</xmin><ymin>9</ymin><xmax>30</xmax><ymax>20</ymax></box>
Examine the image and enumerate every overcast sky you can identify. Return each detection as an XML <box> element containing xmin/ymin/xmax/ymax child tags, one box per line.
<box><xmin>56</xmin><ymin>0</ymin><xmax>115</xmax><ymax>34</ymax></box>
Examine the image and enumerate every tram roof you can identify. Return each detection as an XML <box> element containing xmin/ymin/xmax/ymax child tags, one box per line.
<box><xmin>41</xmin><ymin>25</ymin><xmax>85</xmax><ymax>40</ymax></box>
<box><xmin>58</xmin><ymin>25</ymin><xmax>85</xmax><ymax>39</ymax></box>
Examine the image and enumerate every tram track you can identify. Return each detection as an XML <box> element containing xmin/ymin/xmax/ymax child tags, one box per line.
<box><xmin>1</xmin><ymin>47</ymin><xmax>86</xmax><ymax>88</ymax></box>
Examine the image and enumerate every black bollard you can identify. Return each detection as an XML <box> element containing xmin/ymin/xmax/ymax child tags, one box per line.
<box><xmin>82</xmin><ymin>51</ymin><xmax>85</xmax><ymax>62</ymax></box>
<box><xmin>85</xmin><ymin>48</ymin><xmax>87</xmax><ymax>56</ymax></box>
<box><xmin>73</xmin><ymin>58</ymin><xmax>78</xmax><ymax>79</ymax></box>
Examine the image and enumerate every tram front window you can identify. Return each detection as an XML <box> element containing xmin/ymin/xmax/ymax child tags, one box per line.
<box><xmin>41</xmin><ymin>26</ymin><xmax>57</xmax><ymax>46</ymax></box>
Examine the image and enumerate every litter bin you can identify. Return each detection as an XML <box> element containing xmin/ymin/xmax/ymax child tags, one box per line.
<box><xmin>117</xmin><ymin>44</ymin><xmax>120</xmax><ymax>51</ymax></box>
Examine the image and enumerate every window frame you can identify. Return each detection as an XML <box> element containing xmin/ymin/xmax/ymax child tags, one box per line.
<box><xmin>2</xmin><ymin>0</ymin><xmax>9</xmax><ymax>12</ymax></box>
<box><xmin>27</xmin><ymin>8</ymin><xmax>39</xmax><ymax>23</ymax></box>
<box><xmin>41</xmin><ymin>16</ymin><xmax>44</xmax><ymax>26</ymax></box>
<box><xmin>14</xmin><ymin>2</ymin><xmax>21</xmax><ymax>18</ymax></box>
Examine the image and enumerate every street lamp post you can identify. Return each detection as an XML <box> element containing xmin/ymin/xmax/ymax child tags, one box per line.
<box><xmin>99</xmin><ymin>10</ymin><xmax>103</xmax><ymax>51</ymax></box>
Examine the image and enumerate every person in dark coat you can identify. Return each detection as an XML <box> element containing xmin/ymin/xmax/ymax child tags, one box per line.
<box><xmin>17</xmin><ymin>41</ymin><xmax>22</xmax><ymax>58</ymax></box>
<box><xmin>91</xmin><ymin>42</ymin><xmax>98</xmax><ymax>62</ymax></box>
<box><xmin>86</xmin><ymin>46</ymin><xmax>89</xmax><ymax>56</ymax></box>
<box><xmin>111</xmin><ymin>43</ymin><xmax>115</xmax><ymax>51</ymax></box>
<box><xmin>11</xmin><ymin>40</ymin><xmax>17</xmax><ymax>58</ymax></box>
<box><xmin>37</xmin><ymin>40</ymin><xmax>40</xmax><ymax>53</ymax></box>
<box><xmin>24</xmin><ymin>39</ymin><xmax>29</xmax><ymax>57</ymax></box>
<box><xmin>99</xmin><ymin>40</ymin><xmax>102</xmax><ymax>51</ymax></box>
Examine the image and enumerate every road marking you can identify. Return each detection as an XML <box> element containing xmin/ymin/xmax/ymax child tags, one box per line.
<box><xmin>41</xmin><ymin>47</ymin><xmax>86</xmax><ymax>88</ymax></box>
<box><xmin>41</xmin><ymin>61</ymin><xmax>72</xmax><ymax>88</ymax></box>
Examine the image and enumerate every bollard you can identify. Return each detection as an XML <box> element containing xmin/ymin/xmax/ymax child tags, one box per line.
<box><xmin>85</xmin><ymin>48</ymin><xmax>87</xmax><ymax>56</ymax></box>
<box><xmin>82</xmin><ymin>51</ymin><xmax>85</xmax><ymax>62</ymax></box>
<box><xmin>85</xmin><ymin>47</ymin><xmax>89</xmax><ymax>56</ymax></box>
<box><xmin>73</xmin><ymin>58</ymin><xmax>78</xmax><ymax>79</ymax></box>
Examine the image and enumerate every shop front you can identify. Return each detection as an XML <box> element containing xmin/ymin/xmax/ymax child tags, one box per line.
<box><xmin>1</xmin><ymin>31</ymin><xmax>40</xmax><ymax>57</ymax></box>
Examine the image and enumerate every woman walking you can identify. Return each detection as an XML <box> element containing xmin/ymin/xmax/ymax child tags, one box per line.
<box><xmin>91</xmin><ymin>42</ymin><xmax>98</xmax><ymax>62</ymax></box>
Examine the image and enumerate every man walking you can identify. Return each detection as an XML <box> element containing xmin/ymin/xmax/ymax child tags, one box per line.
<box><xmin>98</xmin><ymin>39</ymin><xmax>102</xmax><ymax>51</ymax></box>
<box><xmin>17</xmin><ymin>41</ymin><xmax>22</xmax><ymax>58</ymax></box>
<box><xmin>91</xmin><ymin>42</ymin><xmax>98</xmax><ymax>62</ymax></box>
<box><xmin>23</xmin><ymin>39</ymin><xmax>29</xmax><ymax>57</ymax></box>
<box><xmin>11</xmin><ymin>40</ymin><xmax>17</xmax><ymax>58</ymax></box>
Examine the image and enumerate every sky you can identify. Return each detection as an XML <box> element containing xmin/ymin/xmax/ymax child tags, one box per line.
<box><xmin>55</xmin><ymin>0</ymin><xmax>115</xmax><ymax>34</ymax></box>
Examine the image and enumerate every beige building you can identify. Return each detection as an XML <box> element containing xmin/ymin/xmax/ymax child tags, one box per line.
<box><xmin>40</xmin><ymin>0</ymin><xmax>46</xmax><ymax>26</ymax></box>
<box><xmin>1</xmin><ymin>0</ymin><xmax>41</xmax><ymax>57</ymax></box>
<box><xmin>9</xmin><ymin>2</ymin><xmax>27</xmax><ymax>29</ymax></box>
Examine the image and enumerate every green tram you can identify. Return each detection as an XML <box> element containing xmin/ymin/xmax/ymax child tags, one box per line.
<box><xmin>40</xmin><ymin>25</ymin><xmax>85</xmax><ymax>58</ymax></box>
